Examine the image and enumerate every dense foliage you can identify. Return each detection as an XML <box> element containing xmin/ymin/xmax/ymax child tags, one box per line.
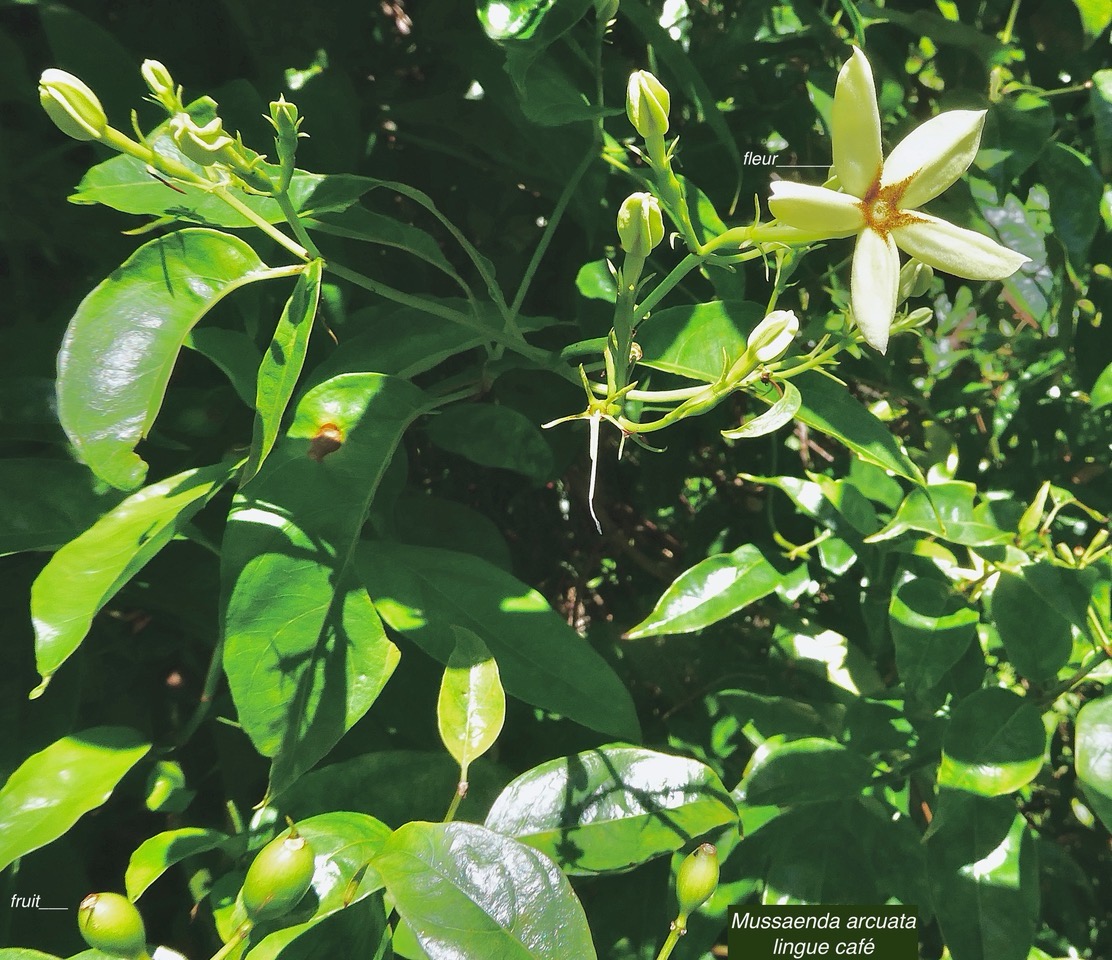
<box><xmin>1</xmin><ymin>1</ymin><xmax>1111</xmax><ymax>959</ymax></box>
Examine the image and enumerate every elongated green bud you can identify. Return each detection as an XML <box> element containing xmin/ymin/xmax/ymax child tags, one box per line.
<box><xmin>626</xmin><ymin>70</ymin><xmax>670</xmax><ymax>140</ymax></box>
<box><xmin>39</xmin><ymin>69</ymin><xmax>107</xmax><ymax>141</ymax></box>
<box><xmin>898</xmin><ymin>259</ymin><xmax>934</xmax><ymax>302</ymax></box>
<box><xmin>675</xmin><ymin>842</ymin><xmax>719</xmax><ymax>918</ymax></box>
<box><xmin>78</xmin><ymin>892</ymin><xmax>148</xmax><ymax>959</ymax></box>
<box><xmin>617</xmin><ymin>192</ymin><xmax>664</xmax><ymax>258</ymax></box>
<box><xmin>268</xmin><ymin>95</ymin><xmax>306</xmax><ymax>193</ymax></box>
<box><xmin>747</xmin><ymin>309</ymin><xmax>799</xmax><ymax>363</ymax></box>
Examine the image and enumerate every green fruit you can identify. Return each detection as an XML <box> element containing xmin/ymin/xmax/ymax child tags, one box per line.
<box><xmin>242</xmin><ymin>826</ymin><xmax>316</xmax><ymax>921</ymax></box>
<box><xmin>78</xmin><ymin>892</ymin><xmax>147</xmax><ymax>959</ymax></box>
<box><xmin>675</xmin><ymin>842</ymin><xmax>719</xmax><ymax>918</ymax></box>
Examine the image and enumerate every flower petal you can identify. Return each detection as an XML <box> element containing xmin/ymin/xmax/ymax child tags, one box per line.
<box><xmin>851</xmin><ymin>227</ymin><xmax>900</xmax><ymax>354</ymax></box>
<box><xmin>831</xmin><ymin>48</ymin><xmax>883</xmax><ymax>198</ymax></box>
<box><xmin>893</xmin><ymin>212</ymin><xmax>1030</xmax><ymax>280</ymax></box>
<box><xmin>882</xmin><ymin>110</ymin><xmax>986</xmax><ymax>209</ymax></box>
<box><xmin>768</xmin><ymin>181</ymin><xmax>864</xmax><ymax>237</ymax></box>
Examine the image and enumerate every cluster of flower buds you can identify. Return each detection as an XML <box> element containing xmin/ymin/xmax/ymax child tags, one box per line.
<box><xmin>37</xmin><ymin>61</ymin><xmax>304</xmax><ymax>199</ymax></box>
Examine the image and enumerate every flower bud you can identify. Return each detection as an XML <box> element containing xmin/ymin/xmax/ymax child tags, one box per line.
<box><xmin>898</xmin><ymin>259</ymin><xmax>934</xmax><ymax>302</ymax></box>
<box><xmin>617</xmin><ymin>192</ymin><xmax>664</xmax><ymax>259</ymax></box>
<box><xmin>675</xmin><ymin>842</ymin><xmax>719</xmax><ymax>918</ymax></box>
<box><xmin>268</xmin><ymin>95</ymin><xmax>305</xmax><ymax>193</ymax></box>
<box><xmin>626</xmin><ymin>70</ymin><xmax>669</xmax><ymax>140</ymax></box>
<box><xmin>747</xmin><ymin>309</ymin><xmax>799</xmax><ymax>363</ymax></box>
<box><xmin>39</xmin><ymin>69</ymin><xmax>107</xmax><ymax>142</ymax></box>
<box><xmin>141</xmin><ymin>59</ymin><xmax>182</xmax><ymax>114</ymax></box>
<box><xmin>78</xmin><ymin>892</ymin><xmax>147</xmax><ymax>959</ymax></box>
<box><xmin>169</xmin><ymin>112</ymin><xmax>233</xmax><ymax>167</ymax></box>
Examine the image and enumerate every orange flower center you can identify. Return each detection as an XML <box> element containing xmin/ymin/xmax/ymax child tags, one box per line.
<box><xmin>857</xmin><ymin>177</ymin><xmax>921</xmax><ymax>238</ymax></box>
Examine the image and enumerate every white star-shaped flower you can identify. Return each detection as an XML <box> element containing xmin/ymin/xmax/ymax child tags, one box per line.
<box><xmin>768</xmin><ymin>47</ymin><xmax>1029</xmax><ymax>353</ymax></box>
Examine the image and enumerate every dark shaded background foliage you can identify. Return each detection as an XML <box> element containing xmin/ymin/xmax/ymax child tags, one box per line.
<box><xmin>1</xmin><ymin>0</ymin><xmax>1111</xmax><ymax>958</ymax></box>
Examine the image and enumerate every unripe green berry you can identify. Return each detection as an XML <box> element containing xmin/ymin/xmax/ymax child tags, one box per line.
<box><xmin>617</xmin><ymin>192</ymin><xmax>664</xmax><ymax>259</ymax></box>
<box><xmin>675</xmin><ymin>842</ymin><xmax>719</xmax><ymax>917</ymax></box>
<box><xmin>77</xmin><ymin>892</ymin><xmax>147</xmax><ymax>959</ymax></box>
<box><xmin>241</xmin><ymin>827</ymin><xmax>316</xmax><ymax>921</ymax></box>
<box><xmin>39</xmin><ymin>69</ymin><xmax>108</xmax><ymax>142</ymax></box>
<box><xmin>626</xmin><ymin>70</ymin><xmax>670</xmax><ymax>140</ymax></box>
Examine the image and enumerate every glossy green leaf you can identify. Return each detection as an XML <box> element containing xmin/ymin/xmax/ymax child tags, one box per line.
<box><xmin>926</xmin><ymin>790</ymin><xmax>1038</xmax><ymax>960</ymax></box>
<box><xmin>1092</xmin><ymin>359</ymin><xmax>1112</xmax><ymax>410</ymax></box>
<box><xmin>360</xmin><ymin>541</ymin><xmax>639</xmax><ymax>741</ymax></box>
<box><xmin>866</xmin><ymin>482</ymin><xmax>1012</xmax><ymax>546</ymax></box>
<box><xmin>0</xmin><ymin>952</ymin><xmax>60</xmax><ymax>960</ymax></box>
<box><xmin>427</xmin><ymin>404</ymin><xmax>553</xmax><ymax>480</ymax></box>
<box><xmin>939</xmin><ymin>688</ymin><xmax>1046</xmax><ymax>796</ymax></box>
<box><xmin>575</xmin><ymin>260</ymin><xmax>617</xmax><ymax>303</ymax></box>
<box><xmin>992</xmin><ymin>568</ymin><xmax>1075</xmax><ymax>680</ymax></box>
<box><xmin>56</xmin><ymin>229</ymin><xmax>276</xmax><ymax>489</ymax></box>
<box><xmin>1074</xmin><ymin>694</ymin><xmax>1112</xmax><ymax>832</ymax></box>
<box><xmin>391</xmin><ymin>493</ymin><xmax>512</xmax><ymax>571</ymax></box>
<box><xmin>246</xmin><ymin>259</ymin><xmax>324</xmax><ymax>480</ymax></box>
<box><xmin>294</xmin><ymin>812</ymin><xmax>392</xmax><ymax>913</ymax></box>
<box><xmin>477</xmin><ymin>0</ymin><xmax>557</xmax><ymax>41</ymax></box>
<box><xmin>722</xmin><ymin>381</ymin><xmax>801</xmax><ymax>440</ymax></box>
<box><xmin>282</xmin><ymin>751</ymin><xmax>511</xmax><ymax>828</ymax></box>
<box><xmin>793</xmin><ymin>372</ymin><xmax>922</xmax><ymax>483</ymax></box>
<box><xmin>438</xmin><ymin>627</ymin><xmax>506</xmax><ymax>781</ymax></box>
<box><xmin>637</xmin><ymin>301</ymin><xmax>762</xmax><ymax>382</ymax></box>
<box><xmin>223</xmin><ymin>374</ymin><xmax>430</xmax><ymax>795</ymax></box>
<box><xmin>374</xmin><ymin>821</ymin><xmax>597</xmax><ymax>960</ymax></box>
<box><xmin>31</xmin><ymin>460</ymin><xmax>237</xmax><ymax>694</ymax></box>
<box><xmin>126</xmin><ymin>828</ymin><xmax>230</xmax><ymax>901</ymax></box>
<box><xmin>890</xmin><ymin>579</ymin><xmax>978</xmax><ymax>695</ymax></box>
<box><xmin>625</xmin><ymin>544</ymin><xmax>785</xmax><ymax>639</ymax></box>
<box><xmin>0</xmin><ymin>459</ymin><xmax>124</xmax><ymax>556</ymax></box>
<box><xmin>0</xmin><ymin>727</ymin><xmax>149</xmax><ymax>871</ymax></box>
<box><xmin>740</xmin><ymin>737</ymin><xmax>874</xmax><ymax>806</ymax></box>
<box><xmin>485</xmin><ymin>745</ymin><xmax>736</xmax><ymax>875</ymax></box>
<box><xmin>740</xmin><ymin>472</ymin><xmax>880</xmax><ymax>539</ymax></box>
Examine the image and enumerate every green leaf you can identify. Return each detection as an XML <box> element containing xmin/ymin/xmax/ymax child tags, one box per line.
<box><xmin>722</xmin><ymin>381</ymin><xmax>801</xmax><ymax>440</ymax></box>
<box><xmin>245</xmin><ymin>895</ymin><xmax>388</xmax><ymax>960</ymax></box>
<box><xmin>31</xmin><ymin>460</ymin><xmax>237</xmax><ymax>694</ymax></box>
<box><xmin>185</xmin><ymin>328</ymin><xmax>263</xmax><ymax>408</ymax></box>
<box><xmin>625</xmin><ymin>544</ymin><xmax>786</xmax><ymax>639</ymax></box>
<box><xmin>1039</xmin><ymin>142</ymin><xmax>1102</xmax><ymax>270</ymax></box>
<box><xmin>1092</xmin><ymin>70</ymin><xmax>1112</xmax><ymax>177</ymax></box>
<box><xmin>427</xmin><ymin>404</ymin><xmax>553</xmax><ymax>480</ymax></box>
<box><xmin>126</xmin><ymin>828</ymin><xmax>230</xmax><ymax>901</ymax></box>
<box><xmin>360</xmin><ymin>542</ymin><xmax>639</xmax><ymax>741</ymax></box>
<box><xmin>1092</xmin><ymin>359</ymin><xmax>1112</xmax><ymax>409</ymax></box>
<box><xmin>575</xmin><ymin>260</ymin><xmax>617</xmax><ymax>303</ymax></box>
<box><xmin>890</xmin><ymin>579</ymin><xmax>978</xmax><ymax>695</ymax></box>
<box><xmin>223</xmin><ymin>374</ymin><xmax>430</xmax><ymax>795</ymax></box>
<box><xmin>484</xmin><ymin>745</ymin><xmax>736</xmax><ymax>875</ymax></box>
<box><xmin>246</xmin><ymin>260</ymin><xmax>324</xmax><ymax>480</ymax></box>
<box><xmin>477</xmin><ymin>0</ymin><xmax>557</xmax><ymax>41</ymax></box>
<box><xmin>0</xmin><ymin>952</ymin><xmax>61</xmax><ymax>960</ymax></box>
<box><xmin>740</xmin><ymin>737</ymin><xmax>875</xmax><ymax>806</ymax></box>
<box><xmin>294</xmin><ymin>812</ymin><xmax>393</xmax><ymax>912</ymax></box>
<box><xmin>992</xmin><ymin>568</ymin><xmax>1076</xmax><ymax>680</ymax></box>
<box><xmin>0</xmin><ymin>727</ymin><xmax>149</xmax><ymax>871</ymax></box>
<box><xmin>374</xmin><ymin>821</ymin><xmax>597</xmax><ymax>960</ymax></box>
<box><xmin>0</xmin><ymin>459</ymin><xmax>125</xmax><ymax>556</ymax></box>
<box><xmin>1074</xmin><ymin>694</ymin><xmax>1112</xmax><ymax>832</ymax></box>
<box><xmin>57</xmin><ymin>229</ymin><xmax>275</xmax><ymax>489</ymax></box>
<box><xmin>438</xmin><ymin>627</ymin><xmax>506</xmax><ymax>781</ymax></box>
<box><xmin>866</xmin><ymin>482</ymin><xmax>1012</xmax><ymax>546</ymax></box>
<box><xmin>1070</xmin><ymin>0</ymin><xmax>1112</xmax><ymax>39</ymax></box>
<box><xmin>637</xmin><ymin>301</ymin><xmax>762</xmax><ymax>382</ymax></box>
<box><xmin>926</xmin><ymin>790</ymin><xmax>1039</xmax><ymax>960</ymax></box>
<box><xmin>793</xmin><ymin>372</ymin><xmax>922</xmax><ymax>483</ymax></box>
<box><xmin>938</xmin><ymin>688</ymin><xmax>1046</xmax><ymax>796</ymax></box>
<box><xmin>740</xmin><ymin>473</ymin><xmax>880</xmax><ymax>539</ymax></box>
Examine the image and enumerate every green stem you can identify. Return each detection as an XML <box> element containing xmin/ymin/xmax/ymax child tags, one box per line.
<box><xmin>208</xmin><ymin>921</ymin><xmax>252</xmax><ymax>960</ymax></box>
<box><xmin>1039</xmin><ymin>649</ymin><xmax>1111</xmax><ymax>706</ymax></box>
<box><xmin>510</xmin><ymin>146</ymin><xmax>595</xmax><ymax>317</ymax></box>
<box><xmin>443</xmin><ymin>785</ymin><xmax>465</xmax><ymax>823</ymax></box>
<box><xmin>172</xmin><ymin>635</ymin><xmax>226</xmax><ymax>750</ymax></box>
<box><xmin>215</xmin><ymin>187</ymin><xmax>309</xmax><ymax>261</ymax></box>
<box><xmin>633</xmin><ymin>252</ymin><xmax>703</xmax><ymax>323</ymax></box>
<box><xmin>590</xmin><ymin>381</ymin><xmax>708</xmax><ymax>403</ymax></box>
<box><xmin>654</xmin><ymin>920</ymin><xmax>685</xmax><ymax>960</ymax></box>
<box><xmin>275</xmin><ymin>191</ymin><xmax>323</xmax><ymax>260</ymax></box>
<box><xmin>1000</xmin><ymin>0</ymin><xmax>1022</xmax><ymax>44</ymax></box>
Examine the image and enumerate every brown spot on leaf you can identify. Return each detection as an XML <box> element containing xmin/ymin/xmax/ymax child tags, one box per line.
<box><xmin>308</xmin><ymin>423</ymin><xmax>344</xmax><ymax>462</ymax></box>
